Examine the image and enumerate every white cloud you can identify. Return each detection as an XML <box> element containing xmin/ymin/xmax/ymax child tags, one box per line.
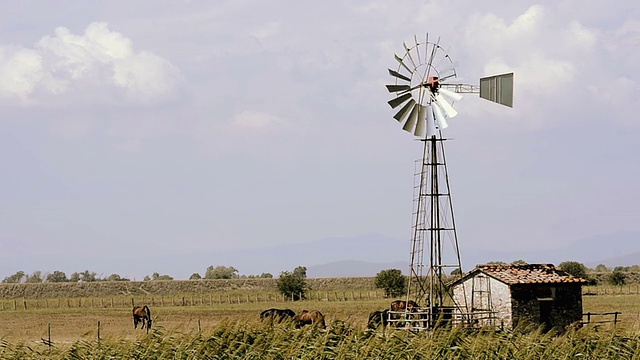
<box><xmin>0</xmin><ymin>22</ymin><xmax>183</xmax><ymax>105</ymax></box>
<box><xmin>232</xmin><ymin>110</ymin><xmax>282</xmax><ymax>130</ymax></box>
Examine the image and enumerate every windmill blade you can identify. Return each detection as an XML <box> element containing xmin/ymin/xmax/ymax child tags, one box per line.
<box><xmin>386</xmin><ymin>84</ymin><xmax>411</xmax><ymax>93</ymax></box>
<box><xmin>434</xmin><ymin>94</ymin><xmax>458</xmax><ymax>118</ymax></box>
<box><xmin>394</xmin><ymin>54</ymin><xmax>413</xmax><ymax>74</ymax></box>
<box><xmin>438</xmin><ymin>87</ymin><xmax>463</xmax><ymax>102</ymax></box>
<box><xmin>425</xmin><ymin>104</ymin><xmax>437</xmax><ymax>138</ymax></box>
<box><xmin>388</xmin><ymin>69</ymin><xmax>411</xmax><ymax>82</ymax></box>
<box><xmin>393</xmin><ymin>99</ymin><xmax>416</xmax><ymax>122</ymax></box>
<box><xmin>402</xmin><ymin>104</ymin><xmax>420</xmax><ymax>133</ymax></box>
<box><xmin>414</xmin><ymin>104</ymin><xmax>427</xmax><ymax>137</ymax></box>
<box><xmin>403</xmin><ymin>42</ymin><xmax>417</xmax><ymax>69</ymax></box>
<box><xmin>388</xmin><ymin>93</ymin><xmax>412</xmax><ymax>109</ymax></box>
<box><xmin>414</xmin><ymin>35</ymin><xmax>421</xmax><ymax>65</ymax></box>
<box><xmin>432</xmin><ymin>101</ymin><xmax>448</xmax><ymax>129</ymax></box>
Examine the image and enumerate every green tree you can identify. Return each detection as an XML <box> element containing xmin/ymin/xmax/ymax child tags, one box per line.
<box><xmin>205</xmin><ymin>265</ymin><xmax>239</xmax><ymax>279</ymax></box>
<box><xmin>46</xmin><ymin>271</ymin><xmax>68</xmax><ymax>282</ymax></box>
<box><xmin>150</xmin><ymin>272</ymin><xmax>173</xmax><ymax>280</ymax></box>
<box><xmin>594</xmin><ymin>264</ymin><xmax>610</xmax><ymax>272</ymax></box>
<box><xmin>105</xmin><ymin>274</ymin><xmax>129</xmax><ymax>282</ymax></box>
<box><xmin>277</xmin><ymin>266</ymin><xmax>307</xmax><ymax>301</ymax></box>
<box><xmin>511</xmin><ymin>259</ymin><xmax>528</xmax><ymax>265</ymax></box>
<box><xmin>79</xmin><ymin>270</ymin><xmax>98</xmax><ymax>282</ymax></box>
<box><xmin>25</xmin><ymin>271</ymin><xmax>43</xmax><ymax>283</ymax></box>
<box><xmin>374</xmin><ymin>269</ymin><xmax>406</xmax><ymax>298</ymax></box>
<box><xmin>450</xmin><ymin>268</ymin><xmax>462</xmax><ymax>276</ymax></box>
<box><xmin>558</xmin><ymin>261</ymin><xmax>588</xmax><ymax>279</ymax></box>
<box><xmin>189</xmin><ymin>273</ymin><xmax>202</xmax><ymax>280</ymax></box>
<box><xmin>2</xmin><ymin>271</ymin><xmax>25</xmax><ymax>283</ymax></box>
<box><xmin>610</xmin><ymin>270</ymin><xmax>626</xmax><ymax>286</ymax></box>
<box><xmin>69</xmin><ymin>272</ymin><xmax>81</xmax><ymax>282</ymax></box>
<box><xmin>260</xmin><ymin>272</ymin><xmax>273</xmax><ymax>278</ymax></box>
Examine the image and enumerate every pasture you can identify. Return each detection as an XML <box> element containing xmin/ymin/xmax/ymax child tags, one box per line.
<box><xmin>2</xmin><ymin>284</ymin><xmax>640</xmax><ymax>358</ymax></box>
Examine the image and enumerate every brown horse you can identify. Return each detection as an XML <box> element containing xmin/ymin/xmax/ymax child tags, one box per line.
<box><xmin>367</xmin><ymin>309</ymin><xmax>389</xmax><ymax>329</ymax></box>
<box><xmin>260</xmin><ymin>308</ymin><xmax>296</xmax><ymax>324</ymax></box>
<box><xmin>390</xmin><ymin>299</ymin><xmax>418</xmax><ymax>312</ymax></box>
<box><xmin>133</xmin><ymin>305</ymin><xmax>152</xmax><ymax>333</ymax></box>
<box><xmin>295</xmin><ymin>310</ymin><xmax>325</xmax><ymax>329</ymax></box>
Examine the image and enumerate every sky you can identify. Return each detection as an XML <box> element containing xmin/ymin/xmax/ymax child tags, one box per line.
<box><xmin>1</xmin><ymin>1</ymin><xmax>639</xmax><ymax>280</ymax></box>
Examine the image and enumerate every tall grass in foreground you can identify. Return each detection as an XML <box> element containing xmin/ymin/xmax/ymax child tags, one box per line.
<box><xmin>1</xmin><ymin>321</ymin><xmax>640</xmax><ymax>359</ymax></box>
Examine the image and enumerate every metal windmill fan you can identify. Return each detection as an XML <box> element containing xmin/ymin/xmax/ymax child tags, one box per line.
<box><xmin>385</xmin><ymin>34</ymin><xmax>513</xmax><ymax>330</ymax></box>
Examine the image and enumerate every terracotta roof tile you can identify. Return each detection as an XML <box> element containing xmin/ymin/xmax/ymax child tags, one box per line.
<box><xmin>474</xmin><ymin>263</ymin><xmax>588</xmax><ymax>285</ymax></box>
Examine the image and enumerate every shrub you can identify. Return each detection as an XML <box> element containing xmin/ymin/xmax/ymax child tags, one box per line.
<box><xmin>277</xmin><ymin>266</ymin><xmax>307</xmax><ymax>300</ymax></box>
<box><xmin>558</xmin><ymin>261</ymin><xmax>588</xmax><ymax>279</ymax></box>
<box><xmin>609</xmin><ymin>270</ymin><xmax>626</xmax><ymax>286</ymax></box>
<box><xmin>374</xmin><ymin>269</ymin><xmax>406</xmax><ymax>298</ymax></box>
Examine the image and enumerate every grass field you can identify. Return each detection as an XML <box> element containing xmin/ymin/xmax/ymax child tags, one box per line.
<box><xmin>2</xmin><ymin>284</ymin><xmax>640</xmax><ymax>358</ymax></box>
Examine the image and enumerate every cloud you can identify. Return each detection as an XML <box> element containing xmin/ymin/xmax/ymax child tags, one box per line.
<box><xmin>0</xmin><ymin>22</ymin><xmax>183</xmax><ymax>105</ymax></box>
<box><xmin>232</xmin><ymin>110</ymin><xmax>282</xmax><ymax>130</ymax></box>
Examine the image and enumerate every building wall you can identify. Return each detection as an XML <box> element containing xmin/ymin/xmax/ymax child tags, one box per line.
<box><xmin>453</xmin><ymin>275</ymin><xmax>512</xmax><ymax>328</ymax></box>
<box><xmin>510</xmin><ymin>284</ymin><xmax>583</xmax><ymax>331</ymax></box>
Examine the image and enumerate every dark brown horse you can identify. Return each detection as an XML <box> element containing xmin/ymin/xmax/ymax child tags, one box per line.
<box><xmin>367</xmin><ymin>309</ymin><xmax>389</xmax><ymax>329</ymax></box>
<box><xmin>133</xmin><ymin>305</ymin><xmax>152</xmax><ymax>333</ymax></box>
<box><xmin>260</xmin><ymin>308</ymin><xmax>296</xmax><ymax>324</ymax></box>
<box><xmin>390</xmin><ymin>299</ymin><xmax>418</xmax><ymax>312</ymax></box>
<box><xmin>295</xmin><ymin>310</ymin><xmax>325</xmax><ymax>329</ymax></box>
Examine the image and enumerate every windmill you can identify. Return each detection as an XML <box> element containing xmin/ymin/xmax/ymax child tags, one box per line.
<box><xmin>385</xmin><ymin>34</ymin><xmax>513</xmax><ymax>329</ymax></box>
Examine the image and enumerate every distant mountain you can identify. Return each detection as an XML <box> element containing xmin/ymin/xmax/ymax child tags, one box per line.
<box><xmin>461</xmin><ymin>231</ymin><xmax>640</xmax><ymax>270</ymax></box>
<box><xmin>586</xmin><ymin>251</ymin><xmax>640</xmax><ymax>269</ymax></box>
<box><xmin>156</xmin><ymin>233</ymin><xmax>409</xmax><ymax>279</ymax></box>
<box><xmin>4</xmin><ymin>231</ymin><xmax>638</xmax><ymax>281</ymax></box>
<box><xmin>306</xmin><ymin>260</ymin><xmax>408</xmax><ymax>278</ymax></box>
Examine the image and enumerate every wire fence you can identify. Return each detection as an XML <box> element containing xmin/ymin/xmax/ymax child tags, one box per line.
<box><xmin>582</xmin><ymin>285</ymin><xmax>640</xmax><ymax>296</ymax></box>
<box><xmin>0</xmin><ymin>290</ymin><xmax>386</xmax><ymax>311</ymax></box>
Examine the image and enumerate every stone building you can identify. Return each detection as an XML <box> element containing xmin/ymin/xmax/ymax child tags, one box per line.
<box><xmin>450</xmin><ymin>263</ymin><xmax>588</xmax><ymax>331</ymax></box>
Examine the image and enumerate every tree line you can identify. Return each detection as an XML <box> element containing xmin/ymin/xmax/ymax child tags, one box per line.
<box><xmin>0</xmin><ymin>265</ymin><xmax>275</xmax><ymax>284</ymax></box>
<box><xmin>1</xmin><ymin>265</ymin><xmax>308</xmax><ymax>300</ymax></box>
<box><xmin>371</xmin><ymin>260</ymin><xmax>640</xmax><ymax>299</ymax></box>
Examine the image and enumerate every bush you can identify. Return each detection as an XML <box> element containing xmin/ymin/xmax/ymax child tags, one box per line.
<box><xmin>205</xmin><ymin>266</ymin><xmax>239</xmax><ymax>279</ymax></box>
<box><xmin>374</xmin><ymin>269</ymin><xmax>406</xmax><ymax>298</ymax></box>
<box><xmin>610</xmin><ymin>270</ymin><xmax>626</xmax><ymax>286</ymax></box>
<box><xmin>558</xmin><ymin>261</ymin><xmax>588</xmax><ymax>279</ymax></box>
<box><xmin>277</xmin><ymin>266</ymin><xmax>307</xmax><ymax>300</ymax></box>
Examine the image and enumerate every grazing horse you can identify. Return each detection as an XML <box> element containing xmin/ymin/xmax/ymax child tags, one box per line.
<box><xmin>390</xmin><ymin>299</ymin><xmax>418</xmax><ymax>312</ymax></box>
<box><xmin>367</xmin><ymin>309</ymin><xmax>389</xmax><ymax>329</ymax></box>
<box><xmin>295</xmin><ymin>310</ymin><xmax>325</xmax><ymax>329</ymax></box>
<box><xmin>132</xmin><ymin>305</ymin><xmax>152</xmax><ymax>333</ymax></box>
<box><xmin>260</xmin><ymin>308</ymin><xmax>296</xmax><ymax>324</ymax></box>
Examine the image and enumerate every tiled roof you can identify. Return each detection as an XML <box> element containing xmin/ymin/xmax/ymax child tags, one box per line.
<box><xmin>473</xmin><ymin>263</ymin><xmax>589</xmax><ymax>285</ymax></box>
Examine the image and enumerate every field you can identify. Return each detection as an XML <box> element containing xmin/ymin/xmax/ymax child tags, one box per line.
<box><xmin>2</xmin><ymin>281</ymin><xmax>640</xmax><ymax>358</ymax></box>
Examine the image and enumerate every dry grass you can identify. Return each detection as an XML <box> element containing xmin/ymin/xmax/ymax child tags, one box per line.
<box><xmin>0</xmin><ymin>277</ymin><xmax>377</xmax><ymax>299</ymax></box>
<box><xmin>2</xmin><ymin>283</ymin><xmax>640</xmax><ymax>358</ymax></box>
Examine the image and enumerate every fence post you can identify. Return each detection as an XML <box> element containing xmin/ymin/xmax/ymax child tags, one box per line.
<box><xmin>23</xmin><ymin>299</ymin><xmax>27</xmax><ymax>310</ymax></box>
<box><xmin>614</xmin><ymin>312</ymin><xmax>619</xmax><ymax>325</ymax></box>
<box><xmin>98</xmin><ymin>321</ymin><xmax>101</xmax><ymax>342</ymax></box>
